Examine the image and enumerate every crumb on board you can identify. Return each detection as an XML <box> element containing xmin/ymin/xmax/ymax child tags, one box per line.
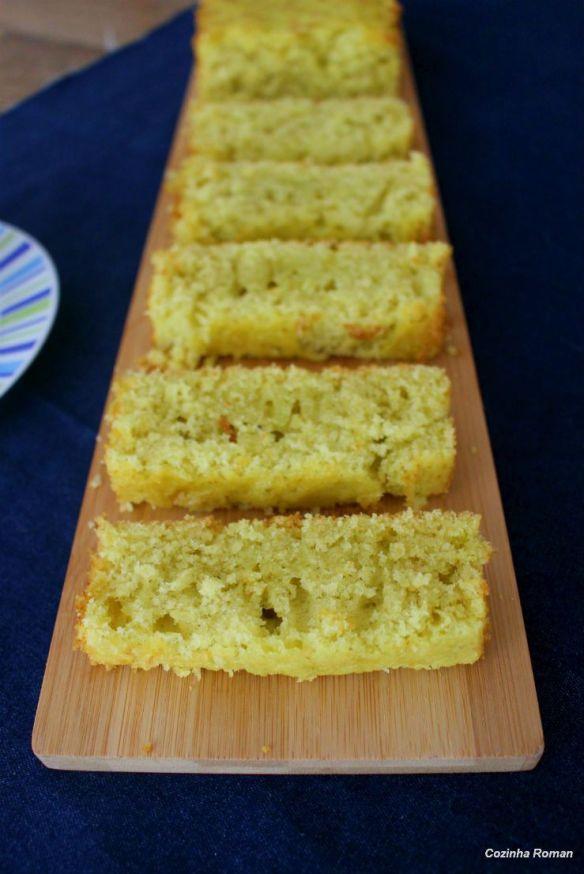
<box><xmin>142</xmin><ymin>742</ymin><xmax>153</xmax><ymax>754</ymax></box>
<box><xmin>88</xmin><ymin>520</ymin><xmax>96</xmax><ymax>531</ymax></box>
<box><xmin>261</xmin><ymin>745</ymin><xmax>271</xmax><ymax>755</ymax></box>
<box><xmin>189</xmin><ymin>669</ymin><xmax>202</xmax><ymax>688</ymax></box>
<box><xmin>446</xmin><ymin>343</ymin><xmax>459</xmax><ymax>357</ymax></box>
<box><xmin>119</xmin><ymin>501</ymin><xmax>134</xmax><ymax>513</ymax></box>
<box><xmin>470</xmin><ymin>445</ymin><xmax>478</xmax><ymax>455</ymax></box>
<box><xmin>96</xmin><ymin>435</ymin><xmax>102</xmax><ymax>443</ymax></box>
<box><xmin>90</xmin><ymin>473</ymin><xmax>102</xmax><ymax>489</ymax></box>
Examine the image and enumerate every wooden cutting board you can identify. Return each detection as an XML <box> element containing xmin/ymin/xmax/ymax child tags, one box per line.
<box><xmin>32</xmin><ymin>39</ymin><xmax>544</xmax><ymax>773</ymax></box>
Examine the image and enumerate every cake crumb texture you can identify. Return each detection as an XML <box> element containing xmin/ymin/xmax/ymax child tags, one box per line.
<box><xmin>149</xmin><ymin>241</ymin><xmax>450</xmax><ymax>364</ymax></box>
<box><xmin>189</xmin><ymin>97</ymin><xmax>413</xmax><ymax>163</ymax></box>
<box><xmin>105</xmin><ymin>364</ymin><xmax>455</xmax><ymax>511</ymax></box>
<box><xmin>196</xmin><ymin>0</ymin><xmax>402</xmax><ymax>99</ymax></box>
<box><xmin>169</xmin><ymin>154</ymin><xmax>435</xmax><ymax>243</ymax></box>
<box><xmin>76</xmin><ymin>510</ymin><xmax>490</xmax><ymax>680</ymax></box>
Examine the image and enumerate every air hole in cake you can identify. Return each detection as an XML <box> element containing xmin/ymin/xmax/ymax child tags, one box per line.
<box><xmin>351</xmin><ymin>594</ymin><xmax>380</xmax><ymax>630</ymax></box>
<box><xmin>438</xmin><ymin>570</ymin><xmax>455</xmax><ymax>585</ymax></box>
<box><xmin>237</xmin><ymin>286</ymin><xmax>247</xmax><ymax>296</ymax></box>
<box><xmin>261</xmin><ymin>606</ymin><xmax>283</xmax><ymax>634</ymax></box>
<box><xmin>154</xmin><ymin>613</ymin><xmax>182</xmax><ymax>634</ymax></box>
<box><xmin>369</xmin><ymin>455</ymin><xmax>383</xmax><ymax>475</ymax></box>
<box><xmin>362</xmin><ymin>596</ymin><xmax>378</xmax><ymax>610</ymax></box>
<box><xmin>106</xmin><ymin>598</ymin><xmax>129</xmax><ymax>630</ymax></box>
<box><xmin>272</xmin><ymin>430</ymin><xmax>284</xmax><ymax>442</ymax></box>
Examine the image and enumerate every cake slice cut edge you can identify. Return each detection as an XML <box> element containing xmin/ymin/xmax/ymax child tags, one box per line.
<box><xmin>75</xmin><ymin>510</ymin><xmax>491</xmax><ymax>681</ymax></box>
<box><xmin>104</xmin><ymin>364</ymin><xmax>456</xmax><ymax>512</ymax></box>
<box><xmin>167</xmin><ymin>154</ymin><xmax>436</xmax><ymax>244</ymax></box>
<box><xmin>195</xmin><ymin>0</ymin><xmax>403</xmax><ymax>100</ymax></box>
<box><xmin>148</xmin><ymin>240</ymin><xmax>451</xmax><ymax>364</ymax></box>
<box><xmin>188</xmin><ymin>96</ymin><xmax>414</xmax><ymax>164</ymax></box>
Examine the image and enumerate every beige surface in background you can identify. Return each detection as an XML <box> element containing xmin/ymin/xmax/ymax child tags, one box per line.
<box><xmin>0</xmin><ymin>0</ymin><xmax>190</xmax><ymax>110</ymax></box>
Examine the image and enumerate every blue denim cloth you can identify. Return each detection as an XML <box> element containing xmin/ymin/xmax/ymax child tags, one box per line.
<box><xmin>1</xmin><ymin>4</ymin><xmax>582</xmax><ymax>871</ymax></box>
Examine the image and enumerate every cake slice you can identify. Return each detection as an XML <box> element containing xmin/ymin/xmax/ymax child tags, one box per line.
<box><xmin>105</xmin><ymin>364</ymin><xmax>455</xmax><ymax>510</ymax></box>
<box><xmin>76</xmin><ymin>511</ymin><xmax>491</xmax><ymax>680</ymax></box>
<box><xmin>195</xmin><ymin>0</ymin><xmax>402</xmax><ymax>99</ymax></box>
<box><xmin>189</xmin><ymin>97</ymin><xmax>414</xmax><ymax>163</ymax></box>
<box><xmin>149</xmin><ymin>241</ymin><xmax>450</xmax><ymax>364</ymax></box>
<box><xmin>169</xmin><ymin>154</ymin><xmax>435</xmax><ymax>243</ymax></box>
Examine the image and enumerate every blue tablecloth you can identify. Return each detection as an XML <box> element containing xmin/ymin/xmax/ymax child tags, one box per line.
<box><xmin>1</xmin><ymin>3</ymin><xmax>582</xmax><ymax>871</ymax></box>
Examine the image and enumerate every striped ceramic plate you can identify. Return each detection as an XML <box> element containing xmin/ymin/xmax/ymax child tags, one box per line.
<box><xmin>0</xmin><ymin>221</ymin><xmax>59</xmax><ymax>397</ymax></box>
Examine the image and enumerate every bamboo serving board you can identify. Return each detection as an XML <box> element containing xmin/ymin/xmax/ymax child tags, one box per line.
<box><xmin>32</xmin><ymin>40</ymin><xmax>543</xmax><ymax>773</ymax></box>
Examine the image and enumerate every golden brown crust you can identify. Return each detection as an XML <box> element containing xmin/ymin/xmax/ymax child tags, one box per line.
<box><xmin>218</xmin><ymin>415</ymin><xmax>238</xmax><ymax>442</ymax></box>
<box><xmin>413</xmin><ymin>295</ymin><xmax>447</xmax><ymax>360</ymax></box>
<box><xmin>478</xmin><ymin>575</ymin><xmax>491</xmax><ymax>659</ymax></box>
<box><xmin>344</xmin><ymin>324</ymin><xmax>388</xmax><ymax>341</ymax></box>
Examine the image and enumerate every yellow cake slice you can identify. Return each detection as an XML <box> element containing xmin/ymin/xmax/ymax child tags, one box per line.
<box><xmin>169</xmin><ymin>154</ymin><xmax>435</xmax><ymax>243</ymax></box>
<box><xmin>189</xmin><ymin>97</ymin><xmax>414</xmax><ymax>163</ymax></box>
<box><xmin>105</xmin><ymin>364</ymin><xmax>455</xmax><ymax>510</ymax></box>
<box><xmin>76</xmin><ymin>510</ymin><xmax>491</xmax><ymax>680</ymax></box>
<box><xmin>149</xmin><ymin>241</ymin><xmax>450</xmax><ymax>364</ymax></box>
<box><xmin>195</xmin><ymin>0</ymin><xmax>402</xmax><ymax>99</ymax></box>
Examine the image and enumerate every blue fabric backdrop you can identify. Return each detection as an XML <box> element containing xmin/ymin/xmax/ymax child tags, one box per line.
<box><xmin>1</xmin><ymin>3</ymin><xmax>582</xmax><ymax>871</ymax></box>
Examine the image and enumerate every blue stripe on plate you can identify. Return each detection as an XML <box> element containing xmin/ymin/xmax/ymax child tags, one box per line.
<box><xmin>0</xmin><ymin>340</ymin><xmax>37</xmax><ymax>355</ymax></box>
<box><xmin>0</xmin><ymin>256</ymin><xmax>44</xmax><ymax>295</ymax></box>
<box><xmin>1</xmin><ymin>287</ymin><xmax>50</xmax><ymax>317</ymax></box>
<box><xmin>0</xmin><ymin>241</ymin><xmax>30</xmax><ymax>271</ymax></box>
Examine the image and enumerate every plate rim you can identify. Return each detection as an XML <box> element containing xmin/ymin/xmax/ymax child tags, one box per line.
<box><xmin>0</xmin><ymin>220</ymin><xmax>60</xmax><ymax>398</ymax></box>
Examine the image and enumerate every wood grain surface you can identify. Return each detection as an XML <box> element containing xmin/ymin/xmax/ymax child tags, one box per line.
<box><xmin>0</xmin><ymin>1</ymin><xmax>189</xmax><ymax>111</ymax></box>
<box><xmin>32</xmin><ymin>41</ymin><xmax>544</xmax><ymax>773</ymax></box>
<box><xmin>0</xmin><ymin>0</ymin><xmax>189</xmax><ymax>50</ymax></box>
<box><xmin>0</xmin><ymin>31</ymin><xmax>101</xmax><ymax>111</ymax></box>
